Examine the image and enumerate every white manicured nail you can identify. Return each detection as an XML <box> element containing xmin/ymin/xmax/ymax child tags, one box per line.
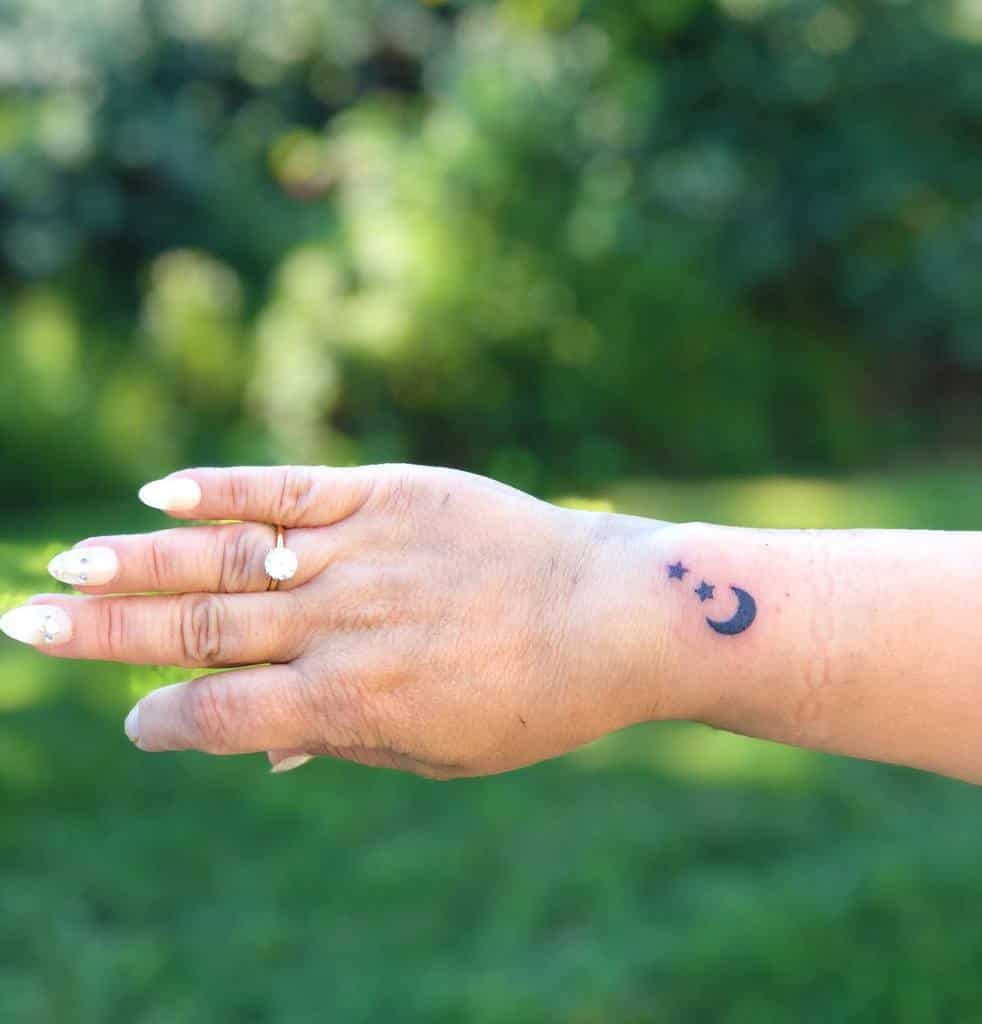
<box><xmin>138</xmin><ymin>477</ymin><xmax>201</xmax><ymax>512</ymax></box>
<box><xmin>124</xmin><ymin>704</ymin><xmax>140</xmax><ymax>744</ymax></box>
<box><xmin>48</xmin><ymin>545</ymin><xmax>119</xmax><ymax>587</ymax></box>
<box><xmin>270</xmin><ymin>754</ymin><xmax>313</xmax><ymax>774</ymax></box>
<box><xmin>0</xmin><ymin>604</ymin><xmax>72</xmax><ymax>646</ymax></box>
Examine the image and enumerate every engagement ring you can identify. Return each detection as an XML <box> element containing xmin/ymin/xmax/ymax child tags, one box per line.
<box><xmin>265</xmin><ymin>525</ymin><xmax>298</xmax><ymax>589</ymax></box>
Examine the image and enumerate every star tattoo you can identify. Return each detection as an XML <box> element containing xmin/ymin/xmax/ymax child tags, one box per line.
<box><xmin>664</xmin><ymin>557</ymin><xmax>758</xmax><ymax>636</ymax></box>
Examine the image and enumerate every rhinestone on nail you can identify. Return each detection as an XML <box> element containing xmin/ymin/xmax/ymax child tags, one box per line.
<box><xmin>41</xmin><ymin>612</ymin><xmax>57</xmax><ymax>644</ymax></box>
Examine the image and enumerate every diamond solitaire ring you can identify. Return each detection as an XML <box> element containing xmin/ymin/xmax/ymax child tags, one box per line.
<box><xmin>264</xmin><ymin>525</ymin><xmax>298</xmax><ymax>590</ymax></box>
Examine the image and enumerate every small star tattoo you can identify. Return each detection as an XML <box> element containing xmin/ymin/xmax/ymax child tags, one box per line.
<box><xmin>668</xmin><ymin>561</ymin><xmax>689</xmax><ymax>580</ymax></box>
<box><xmin>695</xmin><ymin>581</ymin><xmax>715</xmax><ymax>602</ymax></box>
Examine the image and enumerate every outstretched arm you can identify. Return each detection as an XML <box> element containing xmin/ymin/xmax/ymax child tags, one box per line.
<box><xmin>2</xmin><ymin>464</ymin><xmax>980</xmax><ymax>784</ymax></box>
<box><xmin>630</xmin><ymin>521</ymin><xmax>982</xmax><ymax>783</ymax></box>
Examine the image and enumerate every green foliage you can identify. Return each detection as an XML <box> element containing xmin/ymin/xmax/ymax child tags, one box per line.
<box><xmin>3</xmin><ymin>470</ymin><xmax>982</xmax><ymax>1022</ymax></box>
<box><xmin>1</xmin><ymin>0</ymin><xmax>981</xmax><ymax>498</ymax></box>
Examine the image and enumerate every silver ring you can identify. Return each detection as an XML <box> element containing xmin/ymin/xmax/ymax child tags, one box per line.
<box><xmin>264</xmin><ymin>525</ymin><xmax>298</xmax><ymax>590</ymax></box>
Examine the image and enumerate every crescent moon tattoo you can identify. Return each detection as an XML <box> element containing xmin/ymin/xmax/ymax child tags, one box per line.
<box><xmin>706</xmin><ymin>586</ymin><xmax>757</xmax><ymax>636</ymax></box>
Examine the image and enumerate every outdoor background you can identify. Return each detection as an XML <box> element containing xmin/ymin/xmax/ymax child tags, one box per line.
<box><xmin>2</xmin><ymin>0</ymin><xmax>982</xmax><ymax>1020</ymax></box>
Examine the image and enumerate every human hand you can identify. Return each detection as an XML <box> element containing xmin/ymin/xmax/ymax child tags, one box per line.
<box><xmin>1</xmin><ymin>465</ymin><xmax>671</xmax><ymax>778</ymax></box>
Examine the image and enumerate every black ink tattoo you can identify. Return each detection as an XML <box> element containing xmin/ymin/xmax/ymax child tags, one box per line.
<box><xmin>665</xmin><ymin>564</ymin><xmax>758</xmax><ymax>636</ymax></box>
<box><xmin>706</xmin><ymin>586</ymin><xmax>757</xmax><ymax>636</ymax></box>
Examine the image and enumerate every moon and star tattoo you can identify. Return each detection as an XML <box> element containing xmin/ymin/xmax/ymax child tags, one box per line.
<box><xmin>667</xmin><ymin>561</ymin><xmax>757</xmax><ymax>636</ymax></box>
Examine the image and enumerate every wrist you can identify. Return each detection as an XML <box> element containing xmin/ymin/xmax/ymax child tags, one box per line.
<box><xmin>638</xmin><ymin>518</ymin><xmax>834</xmax><ymax>748</ymax></box>
<box><xmin>588</xmin><ymin>515</ymin><xmax>783</xmax><ymax>732</ymax></box>
<box><xmin>621</xmin><ymin>517</ymin><xmax>725</xmax><ymax>726</ymax></box>
<box><xmin>571</xmin><ymin>511</ymin><xmax>693</xmax><ymax>731</ymax></box>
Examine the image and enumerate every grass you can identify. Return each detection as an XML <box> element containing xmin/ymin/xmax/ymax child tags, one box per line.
<box><xmin>3</xmin><ymin>469</ymin><xmax>982</xmax><ymax>1023</ymax></box>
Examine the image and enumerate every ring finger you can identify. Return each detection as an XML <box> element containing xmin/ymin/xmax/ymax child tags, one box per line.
<box><xmin>47</xmin><ymin>522</ymin><xmax>335</xmax><ymax>595</ymax></box>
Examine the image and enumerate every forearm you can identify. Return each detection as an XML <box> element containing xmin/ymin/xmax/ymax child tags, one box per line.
<box><xmin>607</xmin><ymin>518</ymin><xmax>982</xmax><ymax>783</ymax></box>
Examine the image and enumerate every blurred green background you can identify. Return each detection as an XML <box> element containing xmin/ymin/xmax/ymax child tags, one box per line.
<box><xmin>3</xmin><ymin>0</ymin><xmax>982</xmax><ymax>1020</ymax></box>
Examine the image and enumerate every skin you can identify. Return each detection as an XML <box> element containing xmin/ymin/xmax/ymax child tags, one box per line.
<box><xmin>9</xmin><ymin>464</ymin><xmax>982</xmax><ymax>784</ymax></box>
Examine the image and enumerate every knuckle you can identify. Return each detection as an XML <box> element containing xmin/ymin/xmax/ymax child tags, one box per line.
<box><xmin>331</xmin><ymin>571</ymin><xmax>419</xmax><ymax>635</ymax></box>
<box><xmin>101</xmin><ymin>601</ymin><xmax>129</xmax><ymax>659</ymax></box>
<box><xmin>184</xmin><ymin>677</ymin><xmax>232</xmax><ymax>752</ymax></box>
<box><xmin>178</xmin><ymin>594</ymin><xmax>226</xmax><ymax>665</ymax></box>
<box><xmin>217</xmin><ymin>525</ymin><xmax>266</xmax><ymax>593</ymax></box>
<box><xmin>228</xmin><ymin>471</ymin><xmax>251</xmax><ymax>517</ymax></box>
<box><xmin>328</xmin><ymin>585</ymin><xmax>391</xmax><ymax>634</ymax></box>
<box><xmin>146</xmin><ymin>535</ymin><xmax>168</xmax><ymax>590</ymax></box>
<box><xmin>275</xmin><ymin>466</ymin><xmax>320</xmax><ymax>524</ymax></box>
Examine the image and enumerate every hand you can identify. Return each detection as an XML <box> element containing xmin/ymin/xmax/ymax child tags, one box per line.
<box><xmin>3</xmin><ymin>465</ymin><xmax>669</xmax><ymax>778</ymax></box>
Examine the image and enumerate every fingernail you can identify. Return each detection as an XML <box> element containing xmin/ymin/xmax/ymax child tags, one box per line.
<box><xmin>270</xmin><ymin>754</ymin><xmax>313</xmax><ymax>774</ymax></box>
<box><xmin>48</xmin><ymin>545</ymin><xmax>119</xmax><ymax>587</ymax></box>
<box><xmin>0</xmin><ymin>604</ymin><xmax>72</xmax><ymax>646</ymax></box>
<box><xmin>138</xmin><ymin>477</ymin><xmax>201</xmax><ymax>512</ymax></box>
<box><xmin>124</xmin><ymin>704</ymin><xmax>140</xmax><ymax>744</ymax></box>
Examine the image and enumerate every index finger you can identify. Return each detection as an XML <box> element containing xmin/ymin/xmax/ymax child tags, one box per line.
<box><xmin>137</xmin><ymin>465</ymin><xmax>378</xmax><ymax>527</ymax></box>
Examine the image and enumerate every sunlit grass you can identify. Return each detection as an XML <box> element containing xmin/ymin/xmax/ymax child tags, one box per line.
<box><xmin>0</xmin><ymin>648</ymin><xmax>59</xmax><ymax>712</ymax></box>
<box><xmin>572</xmin><ymin>721</ymin><xmax>822</xmax><ymax>789</ymax></box>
